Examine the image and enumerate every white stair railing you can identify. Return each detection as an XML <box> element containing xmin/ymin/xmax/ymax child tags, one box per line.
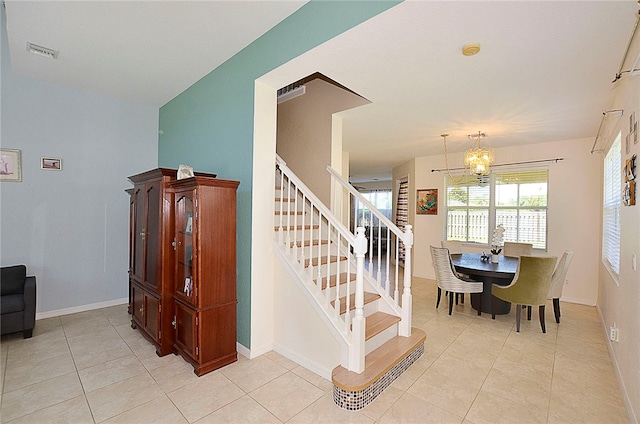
<box><xmin>327</xmin><ymin>166</ymin><xmax>414</xmax><ymax>337</ymax></box>
<box><xmin>275</xmin><ymin>155</ymin><xmax>368</xmax><ymax>372</ymax></box>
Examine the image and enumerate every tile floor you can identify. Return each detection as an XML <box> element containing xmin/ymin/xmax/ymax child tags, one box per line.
<box><xmin>0</xmin><ymin>277</ymin><xmax>630</xmax><ymax>423</ymax></box>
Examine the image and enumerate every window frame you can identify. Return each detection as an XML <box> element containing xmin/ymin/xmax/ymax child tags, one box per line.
<box><xmin>602</xmin><ymin>131</ymin><xmax>621</xmax><ymax>278</ymax></box>
<box><xmin>445</xmin><ymin>168</ymin><xmax>549</xmax><ymax>250</ymax></box>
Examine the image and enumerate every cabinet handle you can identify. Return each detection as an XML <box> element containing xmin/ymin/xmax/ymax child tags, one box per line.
<box><xmin>139</xmin><ymin>307</ymin><xmax>143</xmax><ymax>314</ymax></box>
<box><xmin>171</xmin><ymin>317</ymin><xmax>177</xmax><ymax>329</ymax></box>
<box><xmin>139</xmin><ymin>231</ymin><xmax>146</xmax><ymax>239</ymax></box>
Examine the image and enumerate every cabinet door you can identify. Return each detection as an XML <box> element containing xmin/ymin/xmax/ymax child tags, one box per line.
<box><xmin>131</xmin><ymin>283</ymin><xmax>144</xmax><ymax>327</ymax></box>
<box><xmin>174</xmin><ymin>192</ymin><xmax>196</xmax><ymax>306</ymax></box>
<box><xmin>174</xmin><ymin>302</ymin><xmax>198</xmax><ymax>360</ymax></box>
<box><xmin>145</xmin><ymin>295</ymin><xmax>160</xmax><ymax>342</ymax></box>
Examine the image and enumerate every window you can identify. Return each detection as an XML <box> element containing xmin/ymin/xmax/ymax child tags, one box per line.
<box><xmin>355</xmin><ymin>189</ymin><xmax>392</xmax><ymax>227</ymax></box>
<box><xmin>446</xmin><ymin>169</ymin><xmax>549</xmax><ymax>249</ymax></box>
<box><xmin>602</xmin><ymin>132</ymin><xmax>621</xmax><ymax>275</ymax></box>
<box><xmin>445</xmin><ymin>175</ymin><xmax>490</xmax><ymax>244</ymax></box>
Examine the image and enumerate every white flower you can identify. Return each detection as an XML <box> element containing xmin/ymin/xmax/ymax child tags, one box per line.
<box><xmin>491</xmin><ymin>224</ymin><xmax>505</xmax><ymax>247</ymax></box>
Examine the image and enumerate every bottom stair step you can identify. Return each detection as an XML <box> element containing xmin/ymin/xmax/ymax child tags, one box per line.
<box><xmin>331</xmin><ymin>328</ymin><xmax>426</xmax><ymax>410</ymax></box>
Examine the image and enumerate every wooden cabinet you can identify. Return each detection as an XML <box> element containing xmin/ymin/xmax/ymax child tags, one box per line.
<box><xmin>127</xmin><ymin>168</ymin><xmax>178</xmax><ymax>356</ymax></box>
<box><xmin>170</xmin><ymin>176</ymin><xmax>239</xmax><ymax>376</ymax></box>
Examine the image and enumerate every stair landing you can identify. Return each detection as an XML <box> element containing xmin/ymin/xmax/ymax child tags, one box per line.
<box><xmin>331</xmin><ymin>328</ymin><xmax>426</xmax><ymax>410</ymax></box>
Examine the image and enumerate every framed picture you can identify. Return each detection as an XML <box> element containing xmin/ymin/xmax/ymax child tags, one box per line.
<box><xmin>417</xmin><ymin>189</ymin><xmax>438</xmax><ymax>215</ymax></box>
<box><xmin>634</xmin><ymin>121</ymin><xmax>638</xmax><ymax>144</ymax></box>
<box><xmin>626</xmin><ymin>133</ymin><xmax>631</xmax><ymax>155</ymax></box>
<box><xmin>630</xmin><ymin>112</ymin><xmax>636</xmax><ymax>134</ymax></box>
<box><xmin>41</xmin><ymin>157</ymin><xmax>62</xmax><ymax>170</ymax></box>
<box><xmin>0</xmin><ymin>149</ymin><xmax>22</xmax><ymax>182</ymax></box>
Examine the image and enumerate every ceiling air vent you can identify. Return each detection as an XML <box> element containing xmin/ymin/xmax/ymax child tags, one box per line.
<box><xmin>26</xmin><ymin>42</ymin><xmax>59</xmax><ymax>59</ymax></box>
<box><xmin>277</xmin><ymin>84</ymin><xmax>305</xmax><ymax>104</ymax></box>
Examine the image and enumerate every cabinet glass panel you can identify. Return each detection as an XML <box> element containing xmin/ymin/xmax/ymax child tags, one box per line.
<box><xmin>131</xmin><ymin>188</ymin><xmax>145</xmax><ymax>282</ymax></box>
<box><xmin>145</xmin><ymin>182</ymin><xmax>161</xmax><ymax>289</ymax></box>
<box><xmin>176</xmin><ymin>194</ymin><xmax>195</xmax><ymax>304</ymax></box>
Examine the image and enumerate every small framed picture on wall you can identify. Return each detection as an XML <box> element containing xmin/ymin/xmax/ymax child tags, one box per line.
<box><xmin>0</xmin><ymin>149</ymin><xmax>22</xmax><ymax>182</ymax></box>
<box><xmin>417</xmin><ymin>189</ymin><xmax>438</xmax><ymax>215</ymax></box>
<box><xmin>41</xmin><ymin>157</ymin><xmax>62</xmax><ymax>170</ymax></box>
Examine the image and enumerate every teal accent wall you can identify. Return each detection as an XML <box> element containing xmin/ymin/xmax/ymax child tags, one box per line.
<box><xmin>158</xmin><ymin>1</ymin><xmax>401</xmax><ymax>348</ymax></box>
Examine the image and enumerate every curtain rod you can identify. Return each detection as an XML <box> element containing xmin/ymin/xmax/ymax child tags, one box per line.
<box><xmin>591</xmin><ymin>109</ymin><xmax>624</xmax><ymax>154</ymax></box>
<box><xmin>612</xmin><ymin>5</ymin><xmax>640</xmax><ymax>83</ymax></box>
<box><xmin>431</xmin><ymin>158</ymin><xmax>564</xmax><ymax>173</ymax></box>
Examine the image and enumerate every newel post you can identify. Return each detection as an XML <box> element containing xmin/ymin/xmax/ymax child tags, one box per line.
<box><xmin>349</xmin><ymin>227</ymin><xmax>367</xmax><ymax>372</ymax></box>
<box><xmin>399</xmin><ymin>225</ymin><xmax>413</xmax><ymax>337</ymax></box>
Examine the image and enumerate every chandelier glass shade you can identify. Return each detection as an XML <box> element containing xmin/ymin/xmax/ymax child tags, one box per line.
<box><xmin>465</xmin><ymin>132</ymin><xmax>494</xmax><ymax>176</ymax></box>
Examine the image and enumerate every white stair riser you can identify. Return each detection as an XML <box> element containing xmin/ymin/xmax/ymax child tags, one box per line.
<box><xmin>365</xmin><ymin>323</ymin><xmax>398</xmax><ymax>355</ymax></box>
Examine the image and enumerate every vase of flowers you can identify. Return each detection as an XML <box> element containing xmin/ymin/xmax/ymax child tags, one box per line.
<box><xmin>491</xmin><ymin>224</ymin><xmax>505</xmax><ymax>263</ymax></box>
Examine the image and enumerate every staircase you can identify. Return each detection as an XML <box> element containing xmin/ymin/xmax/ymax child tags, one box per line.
<box><xmin>274</xmin><ymin>155</ymin><xmax>425</xmax><ymax>410</ymax></box>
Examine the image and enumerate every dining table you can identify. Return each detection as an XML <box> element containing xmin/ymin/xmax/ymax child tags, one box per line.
<box><xmin>450</xmin><ymin>253</ymin><xmax>519</xmax><ymax>315</ymax></box>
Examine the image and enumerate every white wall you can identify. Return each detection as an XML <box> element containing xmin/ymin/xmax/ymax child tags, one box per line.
<box><xmin>597</xmin><ymin>61</ymin><xmax>640</xmax><ymax>422</ymax></box>
<box><xmin>403</xmin><ymin>137</ymin><xmax>602</xmax><ymax>306</ymax></box>
<box><xmin>1</xmin><ymin>8</ymin><xmax>159</xmax><ymax>315</ymax></box>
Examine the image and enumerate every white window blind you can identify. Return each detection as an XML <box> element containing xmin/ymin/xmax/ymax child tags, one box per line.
<box><xmin>602</xmin><ymin>132</ymin><xmax>621</xmax><ymax>275</ymax></box>
<box><xmin>396</xmin><ymin>180</ymin><xmax>409</xmax><ymax>261</ymax></box>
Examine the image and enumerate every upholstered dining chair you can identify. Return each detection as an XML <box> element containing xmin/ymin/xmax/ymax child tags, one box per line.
<box><xmin>431</xmin><ymin>246</ymin><xmax>484</xmax><ymax>316</ymax></box>
<box><xmin>491</xmin><ymin>255</ymin><xmax>557</xmax><ymax>332</ymax></box>
<box><xmin>525</xmin><ymin>251</ymin><xmax>574</xmax><ymax>324</ymax></box>
<box><xmin>503</xmin><ymin>242</ymin><xmax>533</xmax><ymax>257</ymax></box>
<box><xmin>440</xmin><ymin>240</ymin><xmax>467</xmax><ymax>303</ymax></box>
<box><xmin>441</xmin><ymin>240</ymin><xmax>464</xmax><ymax>254</ymax></box>
<box><xmin>547</xmin><ymin>251</ymin><xmax>574</xmax><ymax>323</ymax></box>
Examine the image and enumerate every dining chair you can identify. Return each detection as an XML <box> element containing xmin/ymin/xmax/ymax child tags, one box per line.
<box><xmin>430</xmin><ymin>246</ymin><xmax>484</xmax><ymax>315</ymax></box>
<box><xmin>547</xmin><ymin>251</ymin><xmax>574</xmax><ymax>323</ymax></box>
<box><xmin>441</xmin><ymin>240</ymin><xmax>464</xmax><ymax>254</ymax></box>
<box><xmin>440</xmin><ymin>240</ymin><xmax>467</xmax><ymax>303</ymax></box>
<box><xmin>503</xmin><ymin>241</ymin><xmax>533</xmax><ymax>257</ymax></box>
<box><xmin>525</xmin><ymin>251</ymin><xmax>574</xmax><ymax>323</ymax></box>
<box><xmin>491</xmin><ymin>255</ymin><xmax>557</xmax><ymax>332</ymax></box>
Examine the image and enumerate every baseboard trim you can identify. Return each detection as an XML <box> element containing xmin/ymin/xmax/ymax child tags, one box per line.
<box><xmin>272</xmin><ymin>342</ymin><xmax>333</xmax><ymax>381</ymax></box>
<box><xmin>35</xmin><ymin>298</ymin><xmax>128</xmax><ymax>320</ymax></box>
<box><xmin>597</xmin><ymin>306</ymin><xmax>637</xmax><ymax>424</ymax></box>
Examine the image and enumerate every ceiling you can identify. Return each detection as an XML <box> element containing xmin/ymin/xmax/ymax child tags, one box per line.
<box><xmin>5</xmin><ymin>1</ymin><xmax>640</xmax><ymax>182</ymax></box>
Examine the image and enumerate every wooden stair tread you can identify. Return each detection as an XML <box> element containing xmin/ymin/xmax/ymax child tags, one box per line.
<box><xmin>314</xmin><ymin>272</ymin><xmax>356</xmax><ymax>288</ymax></box>
<box><xmin>289</xmin><ymin>239</ymin><xmax>329</xmax><ymax>248</ymax></box>
<box><xmin>305</xmin><ymin>255</ymin><xmax>347</xmax><ymax>267</ymax></box>
<box><xmin>365</xmin><ymin>312</ymin><xmax>401</xmax><ymax>341</ymax></box>
<box><xmin>331</xmin><ymin>292</ymin><xmax>380</xmax><ymax>315</ymax></box>
<box><xmin>332</xmin><ymin>328</ymin><xmax>426</xmax><ymax>391</ymax></box>
<box><xmin>274</xmin><ymin>225</ymin><xmax>319</xmax><ymax>231</ymax></box>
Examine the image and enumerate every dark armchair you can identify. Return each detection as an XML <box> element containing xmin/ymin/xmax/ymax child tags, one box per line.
<box><xmin>1</xmin><ymin>265</ymin><xmax>37</xmax><ymax>338</ymax></box>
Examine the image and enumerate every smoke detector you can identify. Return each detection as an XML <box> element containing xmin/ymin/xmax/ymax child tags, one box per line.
<box><xmin>462</xmin><ymin>43</ymin><xmax>481</xmax><ymax>56</ymax></box>
<box><xmin>26</xmin><ymin>42</ymin><xmax>59</xmax><ymax>59</ymax></box>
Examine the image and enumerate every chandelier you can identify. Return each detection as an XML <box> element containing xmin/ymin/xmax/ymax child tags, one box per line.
<box><xmin>465</xmin><ymin>131</ymin><xmax>494</xmax><ymax>176</ymax></box>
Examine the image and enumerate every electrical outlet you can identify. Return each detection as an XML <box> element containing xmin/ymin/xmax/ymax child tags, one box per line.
<box><xmin>564</xmin><ymin>278</ymin><xmax>569</xmax><ymax>285</ymax></box>
<box><xmin>610</xmin><ymin>326</ymin><xmax>619</xmax><ymax>342</ymax></box>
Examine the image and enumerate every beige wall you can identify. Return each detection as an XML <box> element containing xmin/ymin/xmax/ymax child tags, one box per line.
<box><xmin>597</xmin><ymin>60</ymin><xmax>640</xmax><ymax>421</ymax></box>
<box><xmin>276</xmin><ymin>78</ymin><xmax>368</xmax><ymax>206</ymax></box>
